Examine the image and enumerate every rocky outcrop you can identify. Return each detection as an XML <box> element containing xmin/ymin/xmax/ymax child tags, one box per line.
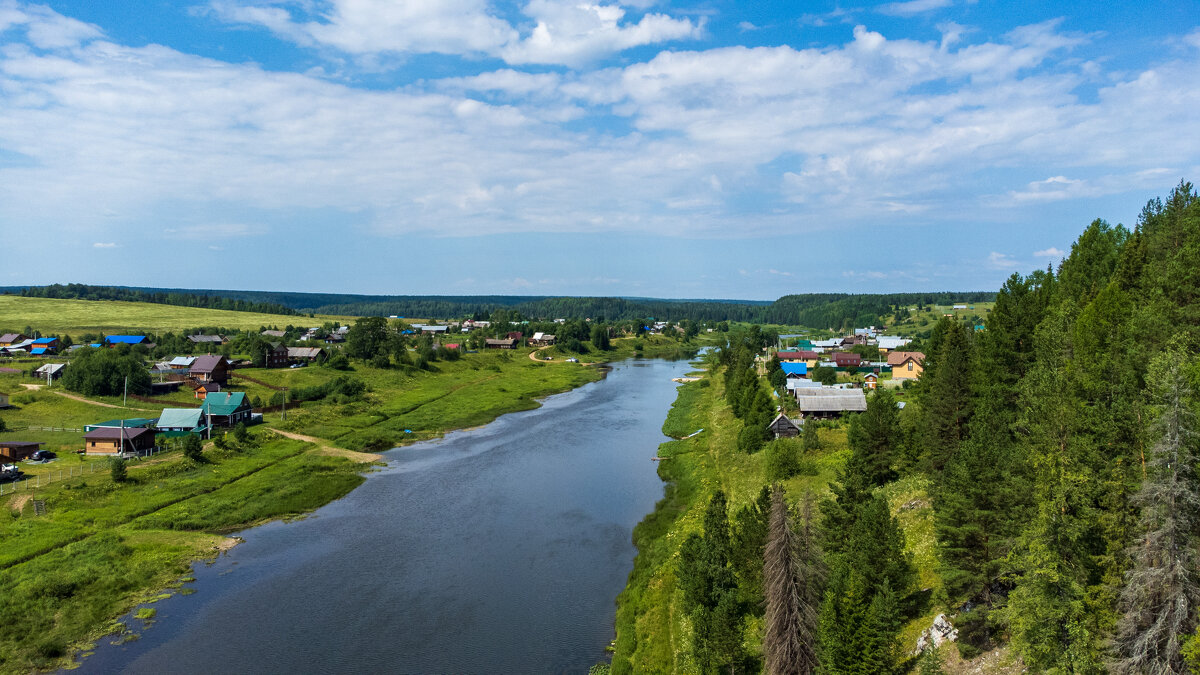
<box><xmin>915</xmin><ymin>613</ymin><xmax>958</xmax><ymax>654</ymax></box>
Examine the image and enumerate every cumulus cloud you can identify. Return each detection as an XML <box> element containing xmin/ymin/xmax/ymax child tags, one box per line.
<box><xmin>988</xmin><ymin>252</ymin><xmax>1021</xmax><ymax>269</ymax></box>
<box><xmin>92</xmin><ymin>242</ymin><xmax>117</xmax><ymax>248</ymax></box>
<box><xmin>208</xmin><ymin>0</ymin><xmax>701</xmax><ymax>68</ymax></box>
<box><xmin>0</xmin><ymin>2</ymin><xmax>1197</xmax><ymax>246</ymax></box>
<box><xmin>1034</xmin><ymin>247</ymin><xmax>1065</xmax><ymax>257</ymax></box>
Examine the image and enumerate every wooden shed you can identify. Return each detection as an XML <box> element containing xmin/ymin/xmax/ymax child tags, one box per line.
<box><xmin>190</xmin><ymin>354</ymin><xmax>230</xmax><ymax>384</ymax></box>
<box><xmin>766</xmin><ymin>413</ymin><xmax>801</xmax><ymax>439</ymax></box>
<box><xmin>0</xmin><ymin>441</ymin><xmax>43</xmax><ymax>462</ymax></box>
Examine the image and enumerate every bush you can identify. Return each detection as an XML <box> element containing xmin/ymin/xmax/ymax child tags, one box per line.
<box><xmin>764</xmin><ymin>439</ymin><xmax>801</xmax><ymax>480</ymax></box>
<box><xmin>371</xmin><ymin>354</ymin><xmax>391</xmax><ymax>369</ymax></box>
<box><xmin>325</xmin><ymin>352</ymin><xmax>350</xmax><ymax>370</ymax></box>
<box><xmin>182</xmin><ymin>434</ymin><xmax>203</xmax><ymax>462</ymax></box>
<box><xmin>109</xmin><ymin>457</ymin><xmax>127</xmax><ymax>483</ymax></box>
<box><xmin>736</xmin><ymin>424</ymin><xmax>765</xmax><ymax>454</ymax></box>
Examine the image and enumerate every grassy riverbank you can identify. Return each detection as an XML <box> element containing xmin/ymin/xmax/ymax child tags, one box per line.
<box><xmin>610</xmin><ymin>365</ymin><xmax>939</xmax><ymax>673</ymax></box>
<box><xmin>0</xmin><ymin>434</ymin><xmax>368</xmax><ymax>673</ymax></box>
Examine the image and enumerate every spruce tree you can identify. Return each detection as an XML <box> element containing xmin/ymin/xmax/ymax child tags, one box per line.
<box><xmin>922</xmin><ymin>318</ymin><xmax>973</xmax><ymax>473</ymax></box>
<box><xmin>846</xmin><ymin>388</ymin><xmax>900</xmax><ymax>486</ymax></box>
<box><xmin>1112</xmin><ymin>354</ymin><xmax>1200</xmax><ymax>674</ymax></box>
<box><xmin>764</xmin><ymin>487</ymin><xmax>818</xmax><ymax>675</ymax></box>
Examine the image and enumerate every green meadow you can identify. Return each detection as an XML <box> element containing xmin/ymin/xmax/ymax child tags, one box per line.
<box><xmin>0</xmin><ymin>435</ymin><xmax>367</xmax><ymax>673</ymax></box>
<box><xmin>0</xmin><ymin>296</ymin><xmax>350</xmax><ymax>334</ymax></box>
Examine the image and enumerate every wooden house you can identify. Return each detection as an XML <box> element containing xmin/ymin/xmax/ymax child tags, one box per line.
<box><xmin>29</xmin><ymin>337</ymin><xmax>60</xmax><ymax>355</ymax></box>
<box><xmin>187</xmin><ymin>334</ymin><xmax>226</xmax><ymax>346</ymax></box>
<box><xmin>0</xmin><ymin>333</ymin><xmax>29</xmax><ymax>347</ymax></box>
<box><xmin>105</xmin><ymin>335</ymin><xmax>149</xmax><ymax>346</ymax></box>
<box><xmin>168</xmin><ymin>356</ymin><xmax>196</xmax><ymax>370</ymax></box>
<box><xmin>793</xmin><ymin>388</ymin><xmax>868</xmax><ymax>419</ymax></box>
<box><xmin>781</xmin><ymin>362</ymin><xmax>808</xmax><ymax>379</ymax></box>
<box><xmin>766</xmin><ymin>413</ymin><xmax>801</xmax><ymax>439</ymax></box>
<box><xmin>0</xmin><ymin>441</ymin><xmax>43</xmax><ymax>462</ymax></box>
<box><xmin>190</xmin><ymin>354</ymin><xmax>230</xmax><ymax>385</ymax></box>
<box><xmin>82</xmin><ymin>426</ymin><xmax>157</xmax><ymax>456</ymax></box>
<box><xmin>506</xmin><ymin>332</ymin><xmax>524</xmax><ymax>342</ymax></box>
<box><xmin>261</xmin><ymin>330</ymin><xmax>287</xmax><ymax>338</ymax></box>
<box><xmin>777</xmin><ymin>350</ymin><xmax>819</xmax><ymax>367</ymax></box>
<box><xmin>832</xmin><ymin>352</ymin><xmax>862</xmax><ymax>368</ymax></box>
<box><xmin>265</xmin><ymin>343</ymin><xmax>290</xmax><ymax>368</ymax></box>
<box><xmin>157</xmin><ymin>408</ymin><xmax>207</xmax><ymax>434</ymax></box>
<box><xmin>486</xmin><ymin>338</ymin><xmax>518</xmax><ymax>349</ymax></box>
<box><xmin>287</xmin><ymin>346</ymin><xmax>327</xmax><ymax>364</ymax></box>
<box><xmin>200</xmin><ymin>392</ymin><xmax>252</xmax><ymax>428</ymax></box>
<box><xmin>863</xmin><ymin>372</ymin><xmax>879</xmax><ymax>390</ymax></box>
<box><xmin>528</xmin><ymin>332</ymin><xmax>556</xmax><ymax>347</ymax></box>
<box><xmin>887</xmin><ymin>351</ymin><xmax>925</xmax><ymax>380</ymax></box>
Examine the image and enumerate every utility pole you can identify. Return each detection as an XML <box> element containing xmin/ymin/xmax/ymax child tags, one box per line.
<box><xmin>282</xmin><ymin>387</ymin><xmax>288</xmax><ymax>421</ymax></box>
<box><xmin>123</xmin><ymin>376</ymin><xmax>128</xmax><ymax>408</ymax></box>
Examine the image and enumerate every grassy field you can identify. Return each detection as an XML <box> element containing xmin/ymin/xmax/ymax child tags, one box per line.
<box><xmin>886</xmin><ymin>302</ymin><xmax>994</xmax><ymax>335</ymax></box>
<box><xmin>0</xmin><ymin>296</ymin><xmax>351</xmax><ymax>334</ymax></box>
<box><xmin>610</xmin><ymin>367</ymin><xmax>939</xmax><ymax>674</ymax></box>
<box><xmin>0</xmin><ymin>434</ymin><xmax>368</xmax><ymax>673</ymax></box>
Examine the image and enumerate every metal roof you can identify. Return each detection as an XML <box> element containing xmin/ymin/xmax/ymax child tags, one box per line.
<box><xmin>794</xmin><ymin>388</ymin><xmax>868</xmax><ymax>412</ymax></box>
<box><xmin>201</xmin><ymin>391</ymin><xmax>250</xmax><ymax>416</ymax></box>
<box><xmin>105</xmin><ymin>335</ymin><xmax>147</xmax><ymax>344</ymax></box>
<box><xmin>157</xmin><ymin>408</ymin><xmax>204</xmax><ymax>429</ymax></box>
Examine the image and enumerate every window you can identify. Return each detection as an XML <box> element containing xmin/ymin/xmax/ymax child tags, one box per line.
<box><xmin>907</xmin><ymin>362</ymin><xmax>913</xmax><ymax>371</ymax></box>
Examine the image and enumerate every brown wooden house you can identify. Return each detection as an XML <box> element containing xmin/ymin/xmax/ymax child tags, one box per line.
<box><xmin>766</xmin><ymin>413</ymin><xmax>801</xmax><ymax>439</ymax></box>
<box><xmin>193</xmin><ymin>382</ymin><xmax>222</xmax><ymax>399</ymax></box>
<box><xmin>0</xmin><ymin>333</ymin><xmax>29</xmax><ymax>347</ymax></box>
<box><xmin>82</xmin><ymin>427</ymin><xmax>157</xmax><ymax>456</ymax></box>
<box><xmin>486</xmin><ymin>338</ymin><xmax>518</xmax><ymax>349</ymax></box>
<box><xmin>190</xmin><ymin>354</ymin><xmax>230</xmax><ymax>385</ymax></box>
<box><xmin>265</xmin><ymin>343</ymin><xmax>290</xmax><ymax>368</ymax></box>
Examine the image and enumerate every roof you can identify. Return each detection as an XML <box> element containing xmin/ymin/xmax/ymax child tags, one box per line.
<box><xmin>105</xmin><ymin>335</ymin><xmax>147</xmax><ymax>344</ymax></box>
<box><xmin>87</xmin><ymin>418</ymin><xmax>156</xmax><ymax>429</ymax></box>
<box><xmin>287</xmin><ymin>347</ymin><xmax>325</xmax><ymax>359</ymax></box>
<box><xmin>188</xmin><ymin>334</ymin><xmax>224</xmax><ymax>343</ymax></box>
<box><xmin>443</xmin><ymin>343</ymin><xmax>460</xmax><ymax>349</ymax></box>
<box><xmin>833</xmin><ymin>352</ymin><xmax>862</xmax><ymax>365</ymax></box>
<box><xmin>201</xmin><ymin>391</ymin><xmax>250</xmax><ymax>415</ymax></box>
<box><xmin>812</xmin><ymin>339</ymin><xmax>842</xmax><ymax>348</ymax></box>
<box><xmin>766</xmin><ymin>413</ymin><xmax>800</xmax><ymax>431</ymax></box>
<box><xmin>32</xmin><ymin>337</ymin><xmax>58</xmax><ymax>344</ymax></box>
<box><xmin>158</xmin><ymin>408</ymin><xmax>204</xmax><ymax>429</ymax></box>
<box><xmin>262</xmin><ymin>330</ymin><xmax>286</xmax><ymax>337</ymax></box>
<box><xmin>876</xmin><ymin>336</ymin><xmax>911</xmax><ymax>350</ymax></box>
<box><xmin>777</xmin><ymin>350</ymin><xmax>819</xmax><ymax>360</ymax></box>
<box><xmin>34</xmin><ymin>363</ymin><xmax>66</xmax><ymax>374</ymax></box>
<box><xmin>887</xmin><ymin>351</ymin><xmax>925</xmax><ymax>366</ymax></box>
<box><xmin>0</xmin><ymin>441</ymin><xmax>43</xmax><ymax>449</ymax></box>
<box><xmin>0</xmin><ymin>333</ymin><xmax>25</xmax><ymax>343</ymax></box>
<box><xmin>794</xmin><ymin>389</ymin><xmax>868</xmax><ymax>413</ymax></box>
<box><xmin>486</xmin><ymin>338</ymin><xmax>518</xmax><ymax>346</ymax></box>
<box><xmin>786</xmin><ymin>379</ymin><xmax>824</xmax><ymax>390</ymax></box>
<box><xmin>781</xmin><ymin>362</ymin><xmax>808</xmax><ymax>376</ymax></box>
<box><xmin>193</xmin><ymin>382</ymin><xmax>221</xmax><ymax>392</ymax></box>
<box><xmin>190</xmin><ymin>354</ymin><xmax>227</xmax><ymax>373</ymax></box>
<box><xmin>169</xmin><ymin>356</ymin><xmax>197</xmax><ymax>367</ymax></box>
<box><xmin>84</xmin><ymin>426</ymin><xmax>155</xmax><ymax>441</ymax></box>
<box><xmin>30</xmin><ymin>348</ymin><xmax>48</xmax><ymax>355</ymax></box>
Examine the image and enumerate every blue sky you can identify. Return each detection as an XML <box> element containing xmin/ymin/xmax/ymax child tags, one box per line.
<box><xmin>1</xmin><ymin>0</ymin><xmax>1197</xmax><ymax>300</ymax></box>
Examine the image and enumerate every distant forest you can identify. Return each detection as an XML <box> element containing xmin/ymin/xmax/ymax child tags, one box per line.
<box><xmin>0</xmin><ymin>284</ymin><xmax>991</xmax><ymax>330</ymax></box>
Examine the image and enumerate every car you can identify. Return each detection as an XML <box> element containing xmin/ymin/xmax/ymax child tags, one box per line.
<box><xmin>0</xmin><ymin>464</ymin><xmax>23</xmax><ymax>482</ymax></box>
<box><xmin>290</xmin><ymin>363</ymin><xmax>305</xmax><ymax>368</ymax></box>
<box><xmin>565</xmin><ymin>357</ymin><xmax>579</xmax><ymax>363</ymax></box>
<box><xmin>30</xmin><ymin>450</ymin><xmax>56</xmax><ymax>462</ymax></box>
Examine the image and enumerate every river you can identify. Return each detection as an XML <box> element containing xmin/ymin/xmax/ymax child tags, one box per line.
<box><xmin>73</xmin><ymin>357</ymin><xmax>695</xmax><ymax>674</ymax></box>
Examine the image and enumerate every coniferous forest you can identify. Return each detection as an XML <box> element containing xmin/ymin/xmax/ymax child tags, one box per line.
<box><xmin>695</xmin><ymin>181</ymin><xmax>1200</xmax><ymax>674</ymax></box>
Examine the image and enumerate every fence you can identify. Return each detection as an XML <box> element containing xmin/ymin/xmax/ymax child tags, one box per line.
<box><xmin>0</xmin><ymin>449</ymin><xmax>166</xmax><ymax>496</ymax></box>
<box><xmin>19</xmin><ymin>426</ymin><xmax>83</xmax><ymax>433</ymax></box>
<box><xmin>229</xmin><ymin>373</ymin><xmax>286</xmax><ymax>391</ymax></box>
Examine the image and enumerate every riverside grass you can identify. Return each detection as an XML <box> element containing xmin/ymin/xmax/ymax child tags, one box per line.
<box><xmin>0</xmin><ymin>295</ymin><xmax>351</xmax><ymax>334</ymax></box>
<box><xmin>609</xmin><ymin>368</ymin><xmax>941</xmax><ymax>674</ymax></box>
<box><xmin>0</xmin><ymin>436</ymin><xmax>367</xmax><ymax>673</ymax></box>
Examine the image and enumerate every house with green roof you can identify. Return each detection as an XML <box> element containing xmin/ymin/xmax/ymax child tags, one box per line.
<box><xmin>157</xmin><ymin>408</ymin><xmax>208</xmax><ymax>437</ymax></box>
<box><xmin>200</xmin><ymin>391</ymin><xmax>252</xmax><ymax>428</ymax></box>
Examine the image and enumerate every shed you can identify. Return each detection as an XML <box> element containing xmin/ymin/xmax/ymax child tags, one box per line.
<box><xmin>33</xmin><ymin>363</ymin><xmax>67</xmax><ymax>380</ymax></box>
<box><xmin>0</xmin><ymin>391</ymin><xmax>9</xmax><ymax>408</ymax></box>
<box><xmin>84</xmin><ymin>418</ymin><xmax>157</xmax><ymax>432</ymax></box>
<box><xmin>0</xmin><ymin>441</ymin><xmax>43</xmax><ymax>462</ymax></box>
<box><xmin>82</xmin><ymin>426</ymin><xmax>156</xmax><ymax>456</ymax></box>
<box><xmin>766</xmin><ymin>413</ymin><xmax>801</xmax><ymax>439</ymax></box>
<box><xmin>193</xmin><ymin>382</ymin><xmax>222</xmax><ymax>399</ymax></box>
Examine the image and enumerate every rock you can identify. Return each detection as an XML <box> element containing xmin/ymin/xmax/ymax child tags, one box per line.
<box><xmin>914</xmin><ymin>613</ymin><xmax>958</xmax><ymax>654</ymax></box>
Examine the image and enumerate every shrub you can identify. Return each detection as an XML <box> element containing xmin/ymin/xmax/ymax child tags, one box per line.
<box><xmin>764</xmin><ymin>439</ymin><xmax>801</xmax><ymax>481</ymax></box>
<box><xmin>182</xmin><ymin>434</ymin><xmax>203</xmax><ymax>462</ymax></box>
<box><xmin>109</xmin><ymin>457</ymin><xmax>127</xmax><ymax>483</ymax></box>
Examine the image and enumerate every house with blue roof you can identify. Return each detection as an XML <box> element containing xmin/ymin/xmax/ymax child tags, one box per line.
<box><xmin>781</xmin><ymin>362</ymin><xmax>808</xmax><ymax>379</ymax></box>
<box><xmin>105</xmin><ymin>335</ymin><xmax>149</xmax><ymax>345</ymax></box>
<box><xmin>30</xmin><ymin>337</ymin><xmax>60</xmax><ymax>355</ymax></box>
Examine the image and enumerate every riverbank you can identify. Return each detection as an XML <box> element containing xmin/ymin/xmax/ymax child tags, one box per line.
<box><xmin>610</xmin><ymin>367</ymin><xmax>849</xmax><ymax>674</ymax></box>
<box><xmin>0</xmin><ymin>338</ymin><xmax>700</xmax><ymax>673</ymax></box>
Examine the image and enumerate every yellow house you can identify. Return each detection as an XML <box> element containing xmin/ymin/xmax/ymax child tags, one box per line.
<box><xmin>888</xmin><ymin>351</ymin><xmax>925</xmax><ymax>380</ymax></box>
<box><xmin>777</xmin><ymin>350</ymin><xmax>820</xmax><ymax>368</ymax></box>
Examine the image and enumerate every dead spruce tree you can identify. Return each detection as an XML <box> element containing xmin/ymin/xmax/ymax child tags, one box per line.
<box><xmin>1112</xmin><ymin>355</ymin><xmax>1200</xmax><ymax>674</ymax></box>
<box><xmin>764</xmin><ymin>486</ymin><xmax>821</xmax><ymax>675</ymax></box>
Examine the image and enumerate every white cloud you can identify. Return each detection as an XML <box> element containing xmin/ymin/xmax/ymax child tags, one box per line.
<box><xmin>1033</xmin><ymin>247</ymin><xmax>1065</xmax><ymax>257</ymax></box>
<box><xmin>162</xmin><ymin>223</ymin><xmax>264</xmax><ymax>240</ymax></box>
<box><xmin>208</xmin><ymin>0</ymin><xmax>700</xmax><ymax>68</ymax></box>
<box><xmin>93</xmin><ymin>242</ymin><xmax>117</xmax><ymax>248</ymax></box>
<box><xmin>0</xmin><ymin>3</ymin><xmax>1197</xmax><ymax>246</ymax></box>
<box><xmin>878</xmin><ymin>0</ymin><xmax>953</xmax><ymax>18</ymax></box>
<box><xmin>988</xmin><ymin>252</ymin><xmax>1020</xmax><ymax>269</ymax></box>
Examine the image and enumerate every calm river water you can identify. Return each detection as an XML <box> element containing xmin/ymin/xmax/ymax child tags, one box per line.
<box><xmin>73</xmin><ymin>357</ymin><xmax>694</xmax><ymax>674</ymax></box>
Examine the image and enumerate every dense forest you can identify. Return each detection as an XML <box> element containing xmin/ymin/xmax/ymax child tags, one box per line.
<box><xmin>8</xmin><ymin>284</ymin><xmax>299</xmax><ymax>316</ymax></box>
<box><xmin>2</xmin><ymin>284</ymin><xmax>988</xmax><ymax>329</ymax></box>
<box><xmin>714</xmin><ymin>181</ymin><xmax>1200</xmax><ymax>673</ymax></box>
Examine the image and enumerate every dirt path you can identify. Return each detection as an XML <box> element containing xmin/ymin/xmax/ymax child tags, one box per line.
<box><xmin>21</xmin><ymin>383</ymin><xmax>42</xmax><ymax>390</ymax></box>
<box><xmin>52</xmin><ymin>390</ymin><xmax>152</xmax><ymax>411</ymax></box>
<box><xmin>529</xmin><ymin>346</ymin><xmax>551</xmax><ymax>362</ymax></box>
<box><xmin>268</xmin><ymin>428</ymin><xmax>383</xmax><ymax>464</ymax></box>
